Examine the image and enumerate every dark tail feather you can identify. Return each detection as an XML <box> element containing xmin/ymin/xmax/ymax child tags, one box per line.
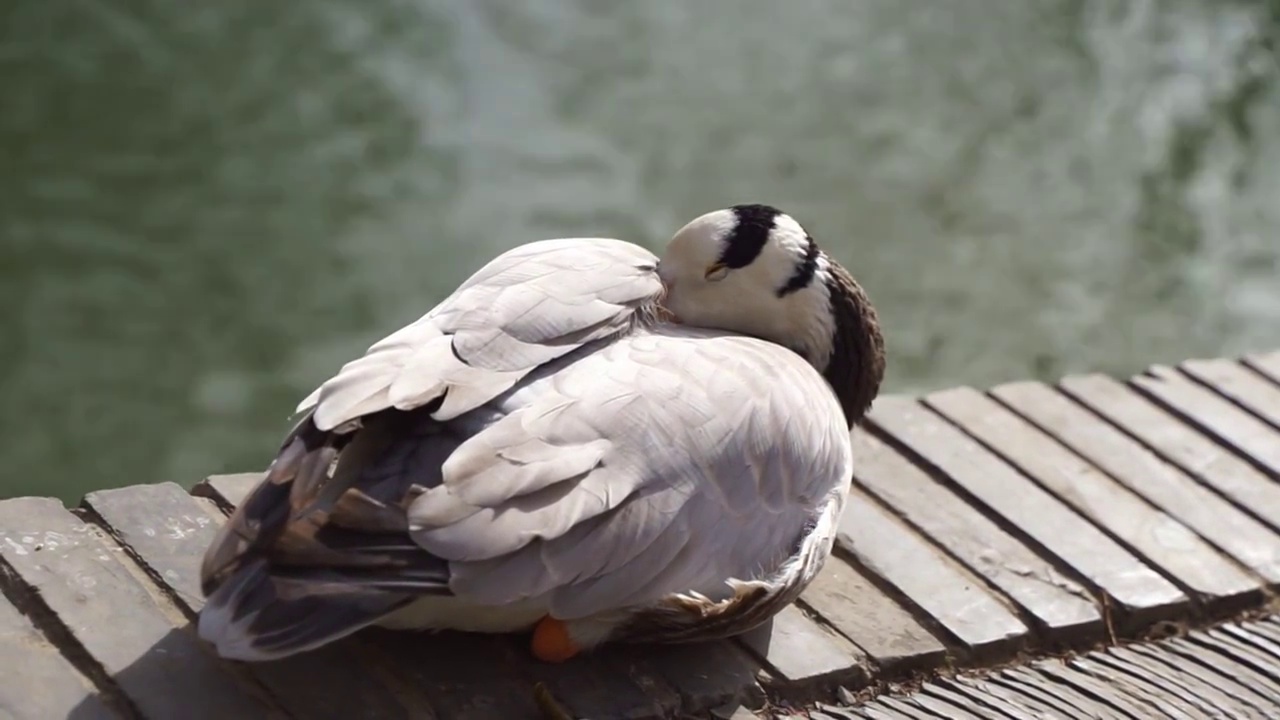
<box><xmin>198</xmin><ymin>558</ymin><xmax>413</xmax><ymax>661</ymax></box>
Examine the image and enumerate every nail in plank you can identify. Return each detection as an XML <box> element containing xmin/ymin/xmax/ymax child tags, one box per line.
<box><xmin>868</xmin><ymin>397</ymin><xmax>1185</xmax><ymax>628</ymax></box>
<box><xmin>926</xmin><ymin>386</ymin><xmax>1261</xmax><ymax>604</ymax></box>
<box><xmin>1131</xmin><ymin>365</ymin><xmax>1280</xmax><ymax>477</ymax></box>
<box><xmin>800</xmin><ymin>556</ymin><xmax>947</xmax><ymax>673</ymax></box>
<box><xmin>849</xmin><ymin>428</ymin><xmax>1095</xmax><ymax>646</ymax></box>
<box><xmin>82</xmin><ymin>482</ymin><xmax>424</xmax><ymax>720</ymax></box>
<box><xmin>0</xmin><ymin>597</ymin><xmax>118</xmax><ymax>719</ymax></box>
<box><xmin>0</xmin><ymin>497</ymin><xmax>275</xmax><ymax>720</ymax></box>
<box><xmin>838</xmin><ymin>482</ymin><xmax>1029</xmax><ymax>658</ymax></box>
<box><xmin>1181</xmin><ymin>357</ymin><xmax>1280</xmax><ymax>429</ymax></box>
<box><xmin>1058</xmin><ymin>373</ymin><xmax>1280</xmax><ymax>533</ymax></box>
<box><xmin>991</xmin><ymin>380</ymin><xmax>1280</xmax><ymax>584</ymax></box>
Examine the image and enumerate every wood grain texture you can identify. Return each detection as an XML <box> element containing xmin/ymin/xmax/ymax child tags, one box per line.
<box><xmin>0</xmin><ymin>497</ymin><xmax>276</xmax><ymax>720</ymax></box>
<box><xmin>992</xmin><ymin>379</ymin><xmax>1280</xmax><ymax>583</ymax></box>
<box><xmin>1132</xmin><ymin>365</ymin><xmax>1280</xmax><ymax>478</ymax></box>
<box><xmin>1059</xmin><ymin>372</ymin><xmax>1280</xmax><ymax>534</ymax></box>
<box><xmin>1181</xmin><ymin>357</ymin><xmax>1280</xmax><ymax>429</ymax></box>
<box><xmin>867</xmin><ymin>396</ymin><xmax>1184</xmax><ymax>628</ymax></box>
<box><xmin>82</xmin><ymin>482</ymin><xmax>426</xmax><ymax>720</ymax></box>
<box><xmin>926</xmin><ymin>385</ymin><xmax>1260</xmax><ymax>605</ymax></box>
<box><xmin>848</xmin><ymin>428</ymin><xmax>1097</xmax><ymax>646</ymax></box>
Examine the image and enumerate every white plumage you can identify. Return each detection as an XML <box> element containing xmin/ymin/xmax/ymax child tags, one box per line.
<box><xmin>197</xmin><ymin>204</ymin><xmax>884</xmax><ymax>664</ymax></box>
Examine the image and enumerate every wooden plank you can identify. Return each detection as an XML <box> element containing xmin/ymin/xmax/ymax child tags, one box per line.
<box><xmin>0</xmin><ymin>497</ymin><xmax>276</xmax><ymax>720</ymax></box>
<box><xmin>1058</xmin><ymin>373</ymin><xmax>1280</xmax><ymax>533</ymax></box>
<box><xmin>993</xmin><ymin>668</ymin><xmax>1113</xmax><ymax>719</ymax></box>
<box><xmin>847</xmin><ymin>429</ymin><xmax>1096</xmax><ymax>646</ymax></box>
<box><xmin>1090</xmin><ymin>650</ymin><xmax>1226</xmax><ymax>719</ymax></box>
<box><xmin>866</xmin><ymin>397</ymin><xmax>1185</xmax><ymax>628</ymax></box>
<box><xmin>620</xmin><ymin>641</ymin><xmax>764</xmax><ymax>714</ymax></box>
<box><xmin>81</xmin><ymin>482</ymin><xmax>425</xmax><ymax>720</ymax></box>
<box><xmin>952</xmin><ymin>671</ymin><xmax>1070</xmax><ymax>717</ymax></box>
<box><xmin>978</xmin><ymin>673</ymin><xmax>1082</xmax><ymax>718</ymax></box>
<box><xmin>191</xmin><ymin>473</ymin><xmax>261</xmax><ymax>509</ymax></box>
<box><xmin>1181</xmin><ymin>357</ymin><xmax>1280</xmax><ymax>429</ymax></box>
<box><xmin>1113</xmin><ymin>644</ymin><xmax>1258</xmax><ymax>717</ymax></box>
<box><xmin>1190</xmin><ymin>631</ymin><xmax>1280</xmax><ymax>695</ymax></box>
<box><xmin>920</xmin><ymin>683</ymin><xmax>1023</xmax><ymax>720</ymax></box>
<box><xmin>738</xmin><ymin>603</ymin><xmax>868</xmax><ymax>691</ymax></box>
<box><xmin>1243</xmin><ymin>350</ymin><xmax>1280</xmax><ymax>385</ymax></box>
<box><xmin>367</xmin><ymin>629</ymin><xmax>543</xmax><ymax>720</ymax></box>
<box><xmin>1165</xmin><ymin>635</ymin><xmax>1280</xmax><ymax>706</ymax></box>
<box><xmin>1136</xmin><ymin>639</ymin><xmax>1276</xmax><ymax>712</ymax></box>
<box><xmin>836</xmin><ymin>482</ymin><xmax>1030</xmax><ymax>659</ymax></box>
<box><xmin>876</xmin><ymin>690</ymin><xmax>986</xmax><ymax>720</ymax></box>
<box><xmin>799</xmin><ymin>556</ymin><xmax>948</xmax><ymax>673</ymax></box>
<box><xmin>1131</xmin><ymin>365</ymin><xmax>1280</xmax><ymax>477</ymax></box>
<box><xmin>1030</xmin><ymin>661</ymin><xmax>1156</xmax><ymax>719</ymax></box>
<box><xmin>925</xmin><ymin>386</ymin><xmax>1261</xmax><ymax>605</ymax></box>
<box><xmin>945</xmin><ymin>675</ymin><xmax>1045</xmax><ymax>718</ymax></box>
<box><xmin>525</xmin><ymin>644</ymin><xmax>681</xmax><ymax>720</ymax></box>
<box><xmin>1066</xmin><ymin>655</ymin><xmax>1204</xmax><ymax>720</ymax></box>
<box><xmin>0</xmin><ymin>598</ymin><xmax>118</xmax><ymax>719</ymax></box>
<box><xmin>990</xmin><ymin>380</ymin><xmax>1280</xmax><ymax>583</ymax></box>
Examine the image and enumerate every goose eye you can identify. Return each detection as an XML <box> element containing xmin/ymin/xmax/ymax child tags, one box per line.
<box><xmin>704</xmin><ymin>263</ymin><xmax>729</xmax><ymax>282</ymax></box>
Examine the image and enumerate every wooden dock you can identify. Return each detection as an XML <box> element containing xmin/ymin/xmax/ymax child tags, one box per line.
<box><xmin>3</xmin><ymin>350</ymin><xmax>1280</xmax><ymax>719</ymax></box>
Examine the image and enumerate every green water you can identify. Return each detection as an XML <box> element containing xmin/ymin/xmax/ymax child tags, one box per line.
<box><xmin>3</xmin><ymin>0</ymin><xmax>1279</xmax><ymax>502</ymax></box>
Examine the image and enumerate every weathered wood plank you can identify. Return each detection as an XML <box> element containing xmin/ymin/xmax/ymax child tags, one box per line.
<box><xmin>1190</xmin><ymin>630</ymin><xmax>1280</xmax><ymax>695</ymax></box>
<box><xmin>1181</xmin><ymin>357</ymin><xmax>1280</xmax><ymax>429</ymax></box>
<box><xmin>925</xmin><ymin>386</ymin><xmax>1260</xmax><ymax>606</ymax></box>
<box><xmin>919</xmin><ymin>683</ymin><xmax>1018</xmax><ymax>720</ymax></box>
<box><xmin>848</xmin><ymin>429</ymin><xmax>1096</xmax><ymax>646</ymax></box>
<box><xmin>945</xmin><ymin>675</ymin><xmax>1044</xmax><ymax>718</ymax></box>
<box><xmin>991</xmin><ymin>380</ymin><xmax>1280</xmax><ymax>583</ymax></box>
<box><xmin>983</xmin><ymin>671</ymin><xmax>1085</xmax><ymax>717</ymax></box>
<box><xmin>799</xmin><ymin>556</ymin><xmax>947</xmax><ymax>673</ymax></box>
<box><xmin>1090</xmin><ymin>650</ymin><xmax>1225</xmax><ymax>719</ymax></box>
<box><xmin>1131</xmin><ymin>365</ymin><xmax>1280</xmax><ymax>477</ymax></box>
<box><xmin>873</xmin><ymin>690</ymin><xmax>986</xmax><ymax>720</ymax></box>
<box><xmin>0</xmin><ymin>497</ymin><xmax>276</xmax><ymax>720</ymax></box>
<box><xmin>368</xmin><ymin>630</ymin><xmax>544</xmax><ymax>720</ymax></box>
<box><xmin>837</xmin><ymin>483</ymin><xmax>1030</xmax><ymax>659</ymax></box>
<box><xmin>0</xmin><ymin>597</ymin><xmax>118</xmax><ymax>719</ymax></box>
<box><xmin>1031</xmin><ymin>661</ymin><xmax>1156</xmax><ymax>719</ymax></box>
<box><xmin>81</xmin><ymin>482</ymin><xmax>426</xmax><ymax>720</ymax></box>
<box><xmin>1114</xmin><ymin>644</ymin><xmax>1260</xmax><ymax>717</ymax></box>
<box><xmin>952</xmin><ymin>671</ymin><xmax>1070</xmax><ymax>717</ymax></box>
<box><xmin>1064</xmin><ymin>655</ymin><xmax>1202</xmax><ymax>720</ymax></box>
<box><xmin>739</xmin><ymin>603</ymin><xmax>869</xmax><ymax>692</ymax></box>
<box><xmin>1243</xmin><ymin>351</ymin><xmax>1280</xmax><ymax>386</ymax></box>
<box><xmin>1135</xmin><ymin>639</ymin><xmax>1276</xmax><ymax>713</ymax></box>
<box><xmin>867</xmin><ymin>397</ymin><xmax>1185</xmax><ymax>629</ymax></box>
<box><xmin>1058</xmin><ymin>373</ymin><xmax>1280</xmax><ymax>533</ymax></box>
<box><xmin>621</xmin><ymin>641</ymin><xmax>764</xmax><ymax>714</ymax></box>
<box><xmin>191</xmin><ymin>473</ymin><xmax>260</xmax><ymax>510</ymax></box>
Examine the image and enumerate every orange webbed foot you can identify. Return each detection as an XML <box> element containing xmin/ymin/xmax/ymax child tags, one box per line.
<box><xmin>531</xmin><ymin>615</ymin><xmax>580</xmax><ymax>663</ymax></box>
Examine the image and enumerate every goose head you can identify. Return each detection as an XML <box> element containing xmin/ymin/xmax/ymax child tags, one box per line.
<box><xmin>657</xmin><ymin>204</ymin><xmax>886</xmax><ymax>426</ymax></box>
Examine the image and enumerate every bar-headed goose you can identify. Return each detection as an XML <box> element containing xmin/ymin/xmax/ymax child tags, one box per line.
<box><xmin>198</xmin><ymin>203</ymin><xmax>886</xmax><ymax>668</ymax></box>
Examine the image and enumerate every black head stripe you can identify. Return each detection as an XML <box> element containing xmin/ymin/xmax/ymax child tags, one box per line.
<box><xmin>777</xmin><ymin>233</ymin><xmax>819</xmax><ymax>297</ymax></box>
<box><xmin>718</xmin><ymin>204</ymin><xmax>781</xmax><ymax>269</ymax></box>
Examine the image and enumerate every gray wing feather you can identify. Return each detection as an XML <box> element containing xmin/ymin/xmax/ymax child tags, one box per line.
<box><xmin>299</xmin><ymin>238</ymin><xmax>662</xmax><ymax>431</ymax></box>
<box><xmin>409</xmin><ymin>328</ymin><xmax>853</xmax><ymax>619</ymax></box>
